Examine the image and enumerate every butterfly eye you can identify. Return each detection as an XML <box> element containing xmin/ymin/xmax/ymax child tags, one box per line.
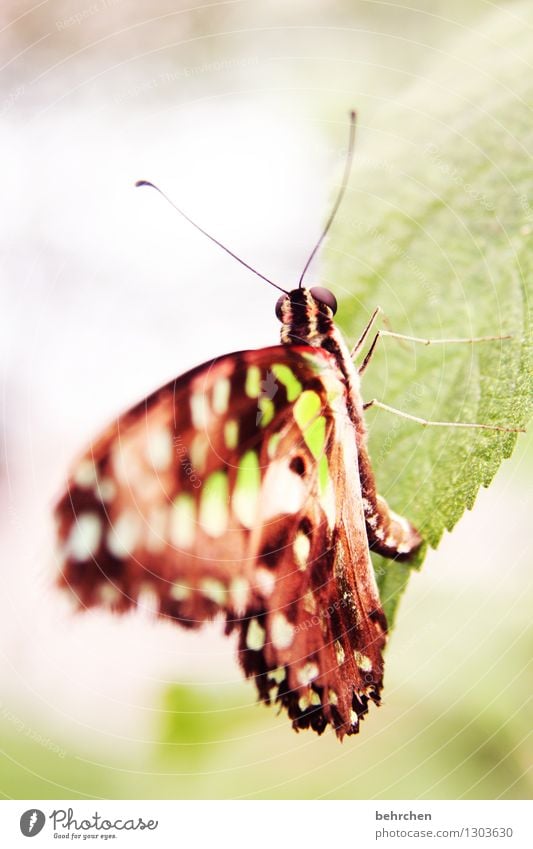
<box><xmin>310</xmin><ymin>286</ymin><xmax>338</xmax><ymax>316</ymax></box>
<box><xmin>275</xmin><ymin>294</ymin><xmax>289</xmax><ymax>321</ymax></box>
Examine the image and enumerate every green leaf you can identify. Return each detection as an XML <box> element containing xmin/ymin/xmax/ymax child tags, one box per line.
<box><xmin>325</xmin><ymin>5</ymin><xmax>532</xmax><ymax>627</ymax></box>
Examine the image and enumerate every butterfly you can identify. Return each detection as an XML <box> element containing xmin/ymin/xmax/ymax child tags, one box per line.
<box><xmin>54</xmin><ymin>114</ymin><xmax>424</xmax><ymax>740</ymax></box>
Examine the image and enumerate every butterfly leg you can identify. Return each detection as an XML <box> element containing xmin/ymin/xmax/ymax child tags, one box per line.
<box><xmin>358</xmin><ymin>328</ymin><xmax>512</xmax><ymax>376</ymax></box>
<box><xmin>363</xmin><ymin>399</ymin><xmax>523</xmax><ymax>433</ymax></box>
<box><xmin>350</xmin><ymin>306</ymin><xmax>381</xmax><ymax>357</ymax></box>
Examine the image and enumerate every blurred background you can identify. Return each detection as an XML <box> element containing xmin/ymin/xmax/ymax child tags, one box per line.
<box><xmin>1</xmin><ymin>0</ymin><xmax>531</xmax><ymax>799</ymax></box>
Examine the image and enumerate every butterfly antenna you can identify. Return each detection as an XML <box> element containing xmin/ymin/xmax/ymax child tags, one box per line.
<box><xmin>298</xmin><ymin>110</ymin><xmax>357</xmax><ymax>288</ymax></box>
<box><xmin>135</xmin><ymin>180</ymin><xmax>289</xmax><ymax>294</ymax></box>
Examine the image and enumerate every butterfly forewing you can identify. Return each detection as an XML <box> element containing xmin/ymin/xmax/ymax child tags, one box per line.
<box><xmin>55</xmin><ymin>344</ymin><xmax>387</xmax><ymax>738</ymax></box>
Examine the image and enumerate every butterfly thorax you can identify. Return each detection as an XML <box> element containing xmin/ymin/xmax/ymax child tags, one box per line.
<box><xmin>279</xmin><ymin>287</ymin><xmax>365</xmax><ymax>429</ymax></box>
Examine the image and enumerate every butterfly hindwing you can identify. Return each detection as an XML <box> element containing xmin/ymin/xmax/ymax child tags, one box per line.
<box><xmin>55</xmin><ymin>344</ymin><xmax>387</xmax><ymax>738</ymax></box>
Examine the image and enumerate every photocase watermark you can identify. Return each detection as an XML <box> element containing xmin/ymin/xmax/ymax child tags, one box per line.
<box><xmin>1</xmin><ymin>84</ymin><xmax>24</xmax><ymax>116</ymax></box>
<box><xmin>340</xmin><ymin>214</ymin><xmax>439</xmax><ymax>308</ymax></box>
<box><xmin>424</xmin><ymin>142</ymin><xmax>495</xmax><ymax>212</ymax></box>
<box><xmin>20</xmin><ymin>809</ymin><xmax>46</xmax><ymax>837</ymax></box>
<box><xmin>294</xmin><ymin>595</ymin><xmax>349</xmax><ymax>636</ymax></box>
<box><xmin>374</xmin><ymin>381</ymin><xmax>426</xmax><ymax>467</ymax></box>
<box><xmin>174</xmin><ymin>434</ymin><xmax>202</xmax><ymax>488</ymax></box>
<box><xmin>256</xmin><ymin>369</ymin><xmax>279</xmax><ymax>426</ymax></box>
<box><xmin>56</xmin><ymin>0</ymin><xmax>123</xmax><ymax>30</ymax></box>
<box><xmin>113</xmin><ymin>57</ymin><xmax>259</xmax><ymax>105</ymax></box>
<box><xmin>19</xmin><ymin>806</ymin><xmax>159</xmax><ymax>837</ymax></box>
<box><xmin>0</xmin><ymin>699</ymin><xmax>67</xmax><ymax>759</ymax></box>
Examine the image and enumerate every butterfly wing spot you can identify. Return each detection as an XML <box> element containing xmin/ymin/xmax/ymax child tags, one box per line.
<box><xmin>354</xmin><ymin>651</ymin><xmax>372</xmax><ymax>672</ymax></box>
<box><xmin>302</xmin><ymin>589</ymin><xmax>316</xmax><ymax>613</ymax></box>
<box><xmin>106</xmin><ymin>510</ymin><xmax>142</xmax><ymax>558</ymax></box>
<box><xmin>73</xmin><ymin>459</ymin><xmax>98</xmax><ymax>489</ymax></box>
<box><xmin>255</xmin><ymin>567</ymin><xmax>276</xmax><ymax>597</ymax></box>
<box><xmin>257</xmin><ymin>396</ymin><xmax>275</xmax><ymax>427</ymax></box>
<box><xmin>245</xmin><ymin>365</ymin><xmax>261</xmax><ymax>398</ymax></box>
<box><xmin>199</xmin><ymin>471</ymin><xmax>228</xmax><ymax>537</ymax></box>
<box><xmin>170</xmin><ymin>581</ymin><xmax>192</xmax><ymax>601</ymax></box>
<box><xmin>296</xmin><ymin>661</ymin><xmax>319</xmax><ymax>686</ymax></box>
<box><xmin>146</xmin><ymin>506</ymin><xmax>167</xmax><ymax>553</ymax></box>
<box><xmin>260</xmin><ymin>461</ymin><xmax>307</xmax><ymax>521</ymax></box>
<box><xmin>246</xmin><ymin>617</ymin><xmax>266</xmax><ymax>651</ymax></box>
<box><xmin>189</xmin><ymin>433</ymin><xmax>209</xmax><ymax>473</ymax></box>
<box><xmin>223</xmin><ymin>419</ymin><xmax>239</xmax><ymax>449</ymax></box>
<box><xmin>233</xmin><ymin>450</ymin><xmax>261</xmax><ymax>528</ymax></box>
<box><xmin>170</xmin><ymin>494</ymin><xmax>196</xmax><ymax>549</ymax></box>
<box><xmin>146</xmin><ymin>427</ymin><xmax>173</xmax><ymax>470</ymax></box>
<box><xmin>267</xmin><ymin>432</ymin><xmax>282</xmax><ymax>459</ymax></box>
<box><xmin>327</xmin><ymin>688</ymin><xmax>338</xmax><ymax>705</ymax></box>
<box><xmin>190</xmin><ymin>392</ymin><xmax>210</xmax><ymax>429</ymax></box>
<box><xmin>270</xmin><ymin>612</ymin><xmax>295</xmax><ymax>649</ymax></box>
<box><xmin>293</xmin><ymin>532</ymin><xmax>311</xmax><ymax>570</ymax></box>
<box><xmin>212</xmin><ymin>377</ymin><xmax>231</xmax><ymax>415</ymax></box>
<box><xmin>96</xmin><ymin>477</ymin><xmax>117</xmax><ymax>503</ymax></box>
<box><xmin>334</xmin><ymin>640</ymin><xmax>345</xmax><ymax>664</ymax></box>
<box><xmin>200</xmin><ymin>578</ymin><xmax>227</xmax><ymax>605</ymax></box>
<box><xmin>99</xmin><ymin>584</ymin><xmax>121</xmax><ymax>607</ymax></box>
<box><xmin>67</xmin><ymin>512</ymin><xmax>102</xmax><ymax>561</ymax></box>
<box><xmin>230</xmin><ymin>577</ymin><xmax>250</xmax><ymax>615</ymax></box>
<box><xmin>271</xmin><ymin>363</ymin><xmax>303</xmax><ymax>401</ymax></box>
<box><xmin>289</xmin><ymin>455</ymin><xmax>306</xmax><ymax>475</ymax></box>
<box><xmin>293</xmin><ymin>390</ymin><xmax>321</xmax><ymax>428</ymax></box>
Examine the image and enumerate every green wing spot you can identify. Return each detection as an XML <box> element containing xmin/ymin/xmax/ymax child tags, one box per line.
<box><xmin>245</xmin><ymin>365</ymin><xmax>261</xmax><ymax>398</ymax></box>
<box><xmin>258</xmin><ymin>397</ymin><xmax>275</xmax><ymax>427</ymax></box>
<box><xmin>304</xmin><ymin>415</ymin><xmax>327</xmax><ymax>459</ymax></box>
<box><xmin>224</xmin><ymin>419</ymin><xmax>239</xmax><ymax>449</ymax></box>
<box><xmin>267</xmin><ymin>432</ymin><xmax>282</xmax><ymax>459</ymax></box>
<box><xmin>233</xmin><ymin>450</ymin><xmax>260</xmax><ymax>528</ymax></box>
<box><xmin>199</xmin><ymin>471</ymin><xmax>228</xmax><ymax>537</ymax></box>
<box><xmin>170</xmin><ymin>493</ymin><xmax>196</xmax><ymax>548</ymax></box>
<box><xmin>272</xmin><ymin>364</ymin><xmax>302</xmax><ymax>401</ymax></box>
<box><xmin>318</xmin><ymin>454</ymin><xmax>330</xmax><ymax>496</ymax></box>
<box><xmin>294</xmin><ymin>390</ymin><xmax>322</xmax><ymax>428</ymax></box>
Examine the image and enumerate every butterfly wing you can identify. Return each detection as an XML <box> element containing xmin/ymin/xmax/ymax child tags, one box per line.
<box><xmin>55</xmin><ymin>345</ymin><xmax>386</xmax><ymax>738</ymax></box>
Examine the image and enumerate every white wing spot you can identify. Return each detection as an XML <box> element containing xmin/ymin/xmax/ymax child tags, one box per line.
<box><xmin>297</xmin><ymin>662</ymin><xmax>319</xmax><ymax>686</ymax></box>
<box><xmin>269</xmin><ymin>667</ymin><xmax>286</xmax><ymax>684</ymax></box>
<box><xmin>354</xmin><ymin>651</ymin><xmax>373</xmax><ymax>672</ymax></box>
<box><xmin>200</xmin><ymin>578</ymin><xmax>226</xmax><ymax>605</ymax></box>
<box><xmin>96</xmin><ymin>477</ymin><xmax>116</xmax><ymax>503</ymax></box>
<box><xmin>260</xmin><ymin>461</ymin><xmax>306</xmax><ymax>521</ymax></box>
<box><xmin>107</xmin><ymin>510</ymin><xmax>141</xmax><ymax>558</ymax></box>
<box><xmin>246</xmin><ymin>618</ymin><xmax>266</xmax><ymax>651</ymax></box>
<box><xmin>298</xmin><ymin>694</ymin><xmax>310</xmax><ymax>711</ymax></box>
<box><xmin>335</xmin><ymin>640</ymin><xmax>345</xmax><ymax>664</ymax></box>
<box><xmin>190</xmin><ymin>392</ymin><xmax>209</xmax><ymax>429</ymax></box>
<box><xmin>68</xmin><ymin>513</ymin><xmax>102</xmax><ymax>561</ymax></box>
<box><xmin>73</xmin><ymin>459</ymin><xmax>97</xmax><ymax>489</ymax></box>
<box><xmin>230</xmin><ymin>577</ymin><xmax>249</xmax><ymax>614</ymax></box>
<box><xmin>170</xmin><ymin>582</ymin><xmax>191</xmax><ymax>601</ymax></box>
<box><xmin>293</xmin><ymin>532</ymin><xmax>311</xmax><ymax>570</ymax></box>
<box><xmin>255</xmin><ymin>567</ymin><xmax>276</xmax><ymax>597</ymax></box>
<box><xmin>271</xmin><ymin>613</ymin><xmax>295</xmax><ymax>649</ymax></box>
<box><xmin>212</xmin><ymin>377</ymin><xmax>231</xmax><ymax>415</ymax></box>
<box><xmin>146</xmin><ymin>427</ymin><xmax>173</xmax><ymax>470</ymax></box>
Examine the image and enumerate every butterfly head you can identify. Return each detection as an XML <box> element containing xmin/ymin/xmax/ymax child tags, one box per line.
<box><xmin>276</xmin><ymin>287</ymin><xmax>338</xmax><ymax>346</ymax></box>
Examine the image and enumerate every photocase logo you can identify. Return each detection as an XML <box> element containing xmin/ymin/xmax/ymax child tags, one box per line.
<box><xmin>20</xmin><ymin>809</ymin><xmax>46</xmax><ymax>837</ymax></box>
